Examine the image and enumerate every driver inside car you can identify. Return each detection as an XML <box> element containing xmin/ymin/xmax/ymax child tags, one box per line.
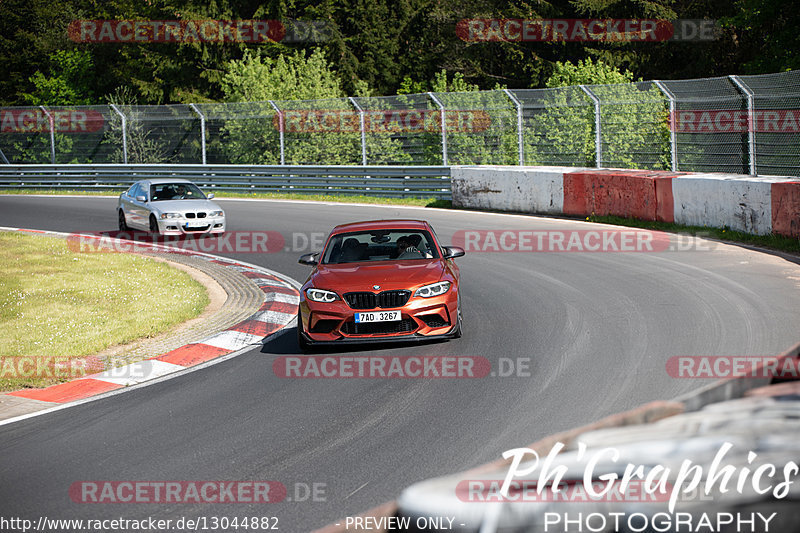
<box><xmin>396</xmin><ymin>235</ymin><xmax>429</xmax><ymax>259</ymax></box>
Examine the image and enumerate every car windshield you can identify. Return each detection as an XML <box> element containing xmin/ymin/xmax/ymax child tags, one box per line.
<box><xmin>150</xmin><ymin>183</ymin><xmax>206</xmax><ymax>201</ymax></box>
<box><xmin>322</xmin><ymin>230</ymin><xmax>439</xmax><ymax>264</ymax></box>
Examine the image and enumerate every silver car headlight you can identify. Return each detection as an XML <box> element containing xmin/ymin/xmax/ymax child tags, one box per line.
<box><xmin>306</xmin><ymin>288</ymin><xmax>340</xmax><ymax>303</ymax></box>
<box><xmin>414</xmin><ymin>281</ymin><xmax>451</xmax><ymax>298</ymax></box>
<box><xmin>210</xmin><ymin>210</ymin><xmax>224</xmax><ymax>217</ymax></box>
<box><xmin>160</xmin><ymin>212</ymin><xmax>181</xmax><ymax>219</ymax></box>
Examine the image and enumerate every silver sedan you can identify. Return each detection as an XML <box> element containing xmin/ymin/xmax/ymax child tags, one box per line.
<box><xmin>117</xmin><ymin>179</ymin><xmax>226</xmax><ymax>235</ymax></box>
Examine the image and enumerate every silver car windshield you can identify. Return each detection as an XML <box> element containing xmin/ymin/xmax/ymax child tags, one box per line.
<box><xmin>150</xmin><ymin>183</ymin><xmax>206</xmax><ymax>201</ymax></box>
<box><xmin>322</xmin><ymin>230</ymin><xmax>439</xmax><ymax>264</ymax></box>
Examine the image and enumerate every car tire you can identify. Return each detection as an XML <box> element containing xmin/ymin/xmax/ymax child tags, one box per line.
<box><xmin>297</xmin><ymin>310</ymin><xmax>313</xmax><ymax>353</ymax></box>
<box><xmin>149</xmin><ymin>214</ymin><xmax>160</xmax><ymax>235</ymax></box>
<box><xmin>118</xmin><ymin>210</ymin><xmax>128</xmax><ymax>231</ymax></box>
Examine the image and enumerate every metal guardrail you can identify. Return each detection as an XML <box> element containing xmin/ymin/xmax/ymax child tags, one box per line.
<box><xmin>0</xmin><ymin>164</ymin><xmax>452</xmax><ymax>199</ymax></box>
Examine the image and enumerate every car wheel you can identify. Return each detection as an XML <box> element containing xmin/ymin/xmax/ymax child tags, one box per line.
<box><xmin>118</xmin><ymin>210</ymin><xmax>128</xmax><ymax>231</ymax></box>
<box><xmin>149</xmin><ymin>214</ymin><xmax>160</xmax><ymax>235</ymax></box>
<box><xmin>297</xmin><ymin>310</ymin><xmax>313</xmax><ymax>353</ymax></box>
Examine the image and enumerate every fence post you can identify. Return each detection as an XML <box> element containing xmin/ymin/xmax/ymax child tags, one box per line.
<box><xmin>348</xmin><ymin>97</ymin><xmax>368</xmax><ymax>165</ymax></box>
<box><xmin>654</xmin><ymin>80</ymin><xmax>678</xmax><ymax>172</ymax></box>
<box><xmin>729</xmin><ymin>75</ymin><xmax>757</xmax><ymax>175</ymax></box>
<box><xmin>188</xmin><ymin>104</ymin><xmax>207</xmax><ymax>165</ymax></box>
<box><xmin>579</xmin><ymin>85</ymin><xmax>602</xmax><ymax>168</ymax></box>
<box><xmin>427</xmin><ymin>92</ymin><xmax>448</xmax><ymax>166</ymax></box>
<box><xmin>267</xmin><ymin>100</ymin><xmax>285</xmax><ymax>165</ymax></box>
<box><xmin>109</xmin><ymin>104</ymin><xmax>128</xmax><ymax>164</ymax></box>
<box><xmin>503</xmin><ymin>89</ymin><xmax>524</xmax><ymax>166</ymax></box>
<box><xmin>39</xmin><ymin>106</ymin><xmax>56</xmax><ymax>164</ymax></box>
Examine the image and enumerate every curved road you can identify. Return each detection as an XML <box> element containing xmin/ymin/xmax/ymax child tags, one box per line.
<box><xmin>1</xmin><ymin>196</ymin><xmax>799</xmax><ymax>531</ymax></box>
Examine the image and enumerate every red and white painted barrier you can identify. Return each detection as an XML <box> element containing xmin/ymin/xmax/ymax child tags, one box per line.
<box><xmin>451</xmin><ymin>166</ymin><xmax>800</xmax><ymax>237</ymax></box>
<box><xmin>563</xmin><ymin>169</ymin><xmax>679</xmax><ymax>222</ymax></box>
<box><xmin>450</xmin><ymin>166</ymin><xmax>589</xmax><ymax>215</ymax></box>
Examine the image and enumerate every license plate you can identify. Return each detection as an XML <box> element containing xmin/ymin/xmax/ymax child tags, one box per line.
<box><xmin>185</xmin><ymin>221</ymin><xmax>205</xmax><ymax>228</ymax></box>
<box><xmin>355</xmin><ymin>310</ymin><xmax>401</xmax><ymax>323</ymax></box>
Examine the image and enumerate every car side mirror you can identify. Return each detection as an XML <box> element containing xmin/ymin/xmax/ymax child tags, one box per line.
<box><xmin>207</xmin><ymin>193</ymin><xmax>215</xmax><ymax>199</ymax></box>
<box><xmin>136</xmin><ymin>195</ymin><xmax>147</xmax><ymax>203</ymax></box>
<box><xmin>299</xmin><ymin>253</ymin><xmax>319</xmax><ymax>266</ymax></box>
<box><xmin>443</xmin><ymin>246</ymin><xmax>465</xmax><ymax>259</ymax></box>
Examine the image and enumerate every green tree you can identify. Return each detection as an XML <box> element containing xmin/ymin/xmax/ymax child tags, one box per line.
<box><xmin>22</xmin><ymin>50</ymin><xmax>96</xmax><ymax>106</ymax></box>
<box><xmin>722</xmin><ymin>0</ymin><xmax>800</xmax><ymax>73</ymax></box>
<box><xmin>218</xmin><ymin>49</ymin><xmax>353</xmax><ymax>164</ymax></box>
<box><xmin>221</xmin><ymin>48</ymin><xmax>345</xmax><ymax>102</ymax></box>
<box><xmin>218</xmin><ymin>48</ymin><xmax>412</xmax><ymax>165</ymax></box>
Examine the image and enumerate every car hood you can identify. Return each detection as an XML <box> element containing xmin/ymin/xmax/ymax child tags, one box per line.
<box><xmin>310</xmin><ymin>260</ymin><xmax>446</xmax><ymax>292</ymax></box>
<box><xmin>149</xmin><ymin>199</ymin><xmax>221</xmax><ymax>213</ymax></box>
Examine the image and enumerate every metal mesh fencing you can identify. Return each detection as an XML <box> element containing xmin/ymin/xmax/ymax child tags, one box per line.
<box><xmin>735</xmin><ymin>70</ymin><xmax>800</xmax><ymax>176</ymax></box>
<box><xmin>589</xmin><ymin>81</ymin><xmax>670</xmax><ymax>170</ymax></box>
<box><xmin>510</xmin><ymin>86</ymin><xmax>595</xmax><ymax>167</ymax></box>
<box><xmin>112</xmin><ymin>105</ymin><xmax>201</xmax><ymax>164</ymax></box>
<box><xmin>0</xmin><ymin>106</ymin><xmax>122</xmax><ymax>164</ymax></box>
<box><xmin>352</xmin><ymin>93</ymin><xmax>440</xmax><ymax>165</ymax></box>
<box><xmin>658</xmin><ymin>76</ymin><xmax>749</xmax><ymax>174</ymax></box>
<box><xmin>195</xmin><ymin>102</ymin><xmax>279</xmax><ymax>164</ymax></box>
<box><xmin>273</xmin><ymin>96</ymin><xmax>361</xmax><ymax>165</ymax></box>
<box><xmin>431</xmin><ymin>90</ymin><xmax>517</xmax><ymax>165</ymax></box>
<box><xmin>1</xmin><ymin>71</ymin><xmax>798</xmax><ymax>176</ymax></box>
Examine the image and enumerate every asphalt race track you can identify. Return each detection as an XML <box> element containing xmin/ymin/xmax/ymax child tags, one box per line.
<box><xmin>1</xmin><ymin>195</ymin><xmax>800</xmax><ymax>532</ymax></box>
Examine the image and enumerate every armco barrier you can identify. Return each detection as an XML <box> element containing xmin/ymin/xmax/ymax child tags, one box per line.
<box><xmin>451</xmin><ymin>165</ymin><xmax>800</xmax><ymax>237</ymax></box>
<box><xmin>0</xmin><ymin>164</ymin><xmax>452</xmax><ymax>199</ymax></box>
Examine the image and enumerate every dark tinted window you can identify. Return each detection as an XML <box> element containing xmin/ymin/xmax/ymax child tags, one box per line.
<box><xmin>150</xmin><ymin>183</ymin><xmax>206</xmax><ymax>201</ymax></box>
<box><xmin>322</xmin><ymin>230</ymin><xmax>439</xmax><ymax>264</ymax></box>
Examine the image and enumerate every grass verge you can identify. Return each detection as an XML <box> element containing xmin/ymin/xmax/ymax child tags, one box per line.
<box><xmin>0</xmin><ymin>232</ymin><xmax>209</xmax><ymax>391</ymax></box>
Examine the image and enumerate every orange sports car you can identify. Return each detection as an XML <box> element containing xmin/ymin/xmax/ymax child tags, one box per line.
<box><xmin>297</xmin><ymin>219</ymin><xmax>465</xmax><ymax>350</ymax></box>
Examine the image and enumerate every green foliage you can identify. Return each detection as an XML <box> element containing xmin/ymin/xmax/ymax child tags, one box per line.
<box><xmin>22</xmin><ymin>50</ymin><xmax>96</xmax><ymax>106</ymax></box>
<box><xmin>546</xmin><ymin>58</ymin><xmax>638</xmax><ymax>88</ymax></box>
<box><xmin>397</xmin><ymin>77</ymin><xmax>426</xmax><ymax>96</ymax></box>
<box><xmin>0</xmin><ymin>0</ymin><xmax>796</xmax><ymax>168</ymax></box>
<box><xmin>218</xmin><ymin>49</ymin><xmax>407</xmax><ymax>164</ymax></box>
<box><xmin>722</xmin><ymin>0</ymin><xmax>800</xmax><ymax>73</ymax></box>
<box><xmin>219</xmin><ymin>49</ymin><xmax>348</xmax><ymax>164</ymax></box>
<box><xmin>221</xmin><ymin>49</ymin><xmax>345</xmax><ymax>102</ymax></box>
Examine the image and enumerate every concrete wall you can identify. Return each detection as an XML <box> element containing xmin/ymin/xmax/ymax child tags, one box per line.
<box><xmin>451</xmin><ymin>166</ymin><xmax>800</xmax><ymax>237</ymax></box>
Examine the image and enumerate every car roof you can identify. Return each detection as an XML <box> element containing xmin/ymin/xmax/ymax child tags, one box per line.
<box><xmin>136</xmin><ymin>178</ymin><xmax>194</xmax><ymax>185</ymax></box>
<box><xmin>330</xmin><ymin>220</ymin><xmax>431</xmax><ymax>235</ymax></box>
